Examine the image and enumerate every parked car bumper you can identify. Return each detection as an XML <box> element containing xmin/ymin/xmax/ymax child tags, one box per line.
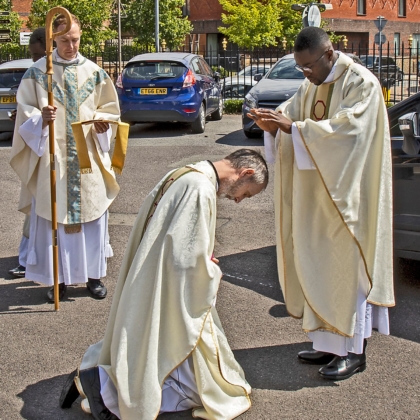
<box><xmin>242</xmin><ymin>110</ymin><xmax>262</xmax><ymax>135</ymax></box>
<box><xmin>118</xmin><ymin>89</ymin><xmax>203</xmax><ymax>123</ymax></box>
<box><xmin>394</xmin><ymin>214</ymin><xmax>420</xmax><ymax>260</ymax></box>
<box><xmin>120</xmin><ymin>108</ymin><xmax>200</xmax><ymax>123</ymax></box>
<box><xmin>0</xmin><ymin>108</ymin><xmax>16</xmax><ymax>132</ymax></box>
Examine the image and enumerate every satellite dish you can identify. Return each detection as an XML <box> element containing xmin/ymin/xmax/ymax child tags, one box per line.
<box><xmin>303</xmin><ymin>5</ymin><xmax>321</xmax><ymax>27</ymax></box>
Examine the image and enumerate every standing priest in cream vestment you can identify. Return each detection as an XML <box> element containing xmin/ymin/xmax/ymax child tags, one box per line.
<box><xmin>59</xmin><ymin>149</ymin><xmax>268</xmax><ymax>420</ymax></box>
<box><xmin>248</xmin><ymin>27</ymin><xmax>395</xmax><ymax>381</ymax></box>
<box><xmin>9</xmin><ymin>14</ymin><xmax>121</xmax><ymax>302</ymax></box>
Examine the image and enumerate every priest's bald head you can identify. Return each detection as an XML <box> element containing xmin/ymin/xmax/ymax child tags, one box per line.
<box><xmin>213</xmin><ymin>149</ymin><xmax>268</xmax><ymax>203</ymax></box>
<box><xmin>293</xmin><ymin>27</ymin><xmax>337</xmax><ymax>86</ymax></box>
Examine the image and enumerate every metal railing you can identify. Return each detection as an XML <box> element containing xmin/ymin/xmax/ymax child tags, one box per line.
<box><xmin>1</xmin><ymin>41</ymin><xmax>419</xmax><ymax>103</ymax></box>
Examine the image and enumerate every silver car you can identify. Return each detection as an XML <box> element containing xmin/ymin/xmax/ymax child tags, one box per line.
<box><xmin>242</xmin><ymin>54</ymin><xmax>305</xmax><ymax>138</ymax></box>
<box><xmin>0</xmin><ymin>58</ymin><xmax>34</xmax><ymax>132</ymax></box>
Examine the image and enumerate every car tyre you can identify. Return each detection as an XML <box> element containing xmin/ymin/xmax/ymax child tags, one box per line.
<box><xmin>191</xmin><ymin>103</ymin><xmax>206</xmax><ymax>133</ymax></box>
<box><xmin>244</xmin><ymin>130</ymin><xmax>263</xmax><ymax>139</ymax></box>
<box><xmin>211</xmin><ymin>97</ymin><xmax>223</xmax><ymax>121</ymax></box>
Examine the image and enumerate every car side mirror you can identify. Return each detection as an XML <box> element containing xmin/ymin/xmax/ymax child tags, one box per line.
<box><xmin>399</xmin><ymin>112</ymin><xmax>420</xmax><ymax>155</ymax></box>
<box><xmin>254</xmin><ymin>73</ymin><xmax>263</xmax><ymax>82</ymax></box>
<box><xmin>213</xmin><ymin>71</ymin><xmax>221</xmax><ymax>82</ymax></box>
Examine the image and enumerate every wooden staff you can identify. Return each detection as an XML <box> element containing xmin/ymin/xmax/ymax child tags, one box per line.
<box><xmin>45</xmin><ymin>7</ymin><xmax>72</xmax><ymax>311</ymax></box>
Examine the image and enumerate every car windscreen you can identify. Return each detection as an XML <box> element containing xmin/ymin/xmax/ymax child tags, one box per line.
<box><xmin>239</xmin><ymin>66</ymin><xmax>270</xmax><ymax>77</ymax></box>
<box><xmin>0</xmin><ymin>69</ymin><xmax>27</xmax><ymax>88</ymax></box>
<box><xmin>266</xmin><ymin>58</ymin><xmax>305</xmax><ymax>80</ymax></box>
<box><xmin>123</xmin><ymin>61</ymin><xmax>187</xmax><ymax>80</ymax></box>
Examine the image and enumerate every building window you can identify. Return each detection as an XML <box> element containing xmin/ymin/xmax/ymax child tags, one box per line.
<box><xmin>394</xmin><ymin>33</ymin><xmax>400</xmax><ymax>55</ymax></box>
<box><xmin>412</xmin><ymin>34</ymin><xmax>420</xmax><ymax>53</ymax></box>
<box><xmin>398</xmin><ymin>0</ymin><xmax>406</xmax><ymax>17</ymax></box>
<box><xmin>357</xmin><ymin>0</ymin><xmax>366</xmax><ymax>15</ymax></box>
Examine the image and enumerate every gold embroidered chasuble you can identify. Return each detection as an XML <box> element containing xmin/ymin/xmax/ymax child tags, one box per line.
<box><xmin>274</xmin><ymin>53</ymin><xmax>395</xmax><ymax>337</ymax></box>
<box><xmin>9</xmin><ymin>53</ymin><xmax>121</xmax><ymax>225</ymax></box>
<box><xmin>79</xmin><ymin>161</ymin><xmax>251</xmax><ymax>420</ymax></box>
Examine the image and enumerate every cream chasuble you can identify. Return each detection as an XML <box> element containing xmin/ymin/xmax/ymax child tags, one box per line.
<box><xmin>9</xmin><ymin>52</ymin><xmax>121</xmax><ymax>226</ymax></box>
<box><xmin>274</xmin><ymin>53</ymin><xmax>394</xmax><ymax>337</ymax></box>
<box><xmin>79</xmin><ymin>161</ymin><xmax>251</xmax><ymax>420</ymax></box>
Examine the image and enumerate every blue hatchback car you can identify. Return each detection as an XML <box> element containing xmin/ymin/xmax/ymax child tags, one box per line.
<box><xmin>116</xmin><ymin>52</ymin><xmax>223</xmax><ymax>133</ymax></box>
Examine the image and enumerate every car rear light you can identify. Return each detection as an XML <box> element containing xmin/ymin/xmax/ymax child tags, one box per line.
<box><xmin>116</xmin><ymin>74</ymin><xmax>123</xmax><ymax>89</ymax></box>
<box><xmin>183</xmin><ymin>108</ymin><xmax>196</xmax><ymax>113</ymax></box>
<box><xmin>182</xmin><ymin>69</ymin><xmax>196</xmax><ymax>88</ymax></box>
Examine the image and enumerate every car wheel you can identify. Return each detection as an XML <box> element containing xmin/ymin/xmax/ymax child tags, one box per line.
<box><xmin>191</xmin><ymin>103</ymin><xmax>206</xmax><ymax>133</ymax></box>
<box><xmin>244</xmin><ymin>130</ymin><xmax>263</xmax><ymax>139</ymax></box>
<box><xmin>211</xmin><ymin>97</ymin><xmax>223</xmax><ymax>121</ymax></box>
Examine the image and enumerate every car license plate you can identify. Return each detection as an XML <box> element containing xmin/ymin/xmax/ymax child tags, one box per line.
<box><xmin>140</xmin><ymin>88</ymin><xmax>167</xmax><ymax>95</ymax></box>
<box><xmin>1</xmin><ymin>96</ymin><xmax>16</xmax><ymax>103</ymax></box>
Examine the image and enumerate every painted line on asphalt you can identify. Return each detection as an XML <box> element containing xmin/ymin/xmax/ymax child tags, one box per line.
<box><xmin>223</xmin><ymin>272</ymin><xmax>274</xmax><ymax>288</ymax></box>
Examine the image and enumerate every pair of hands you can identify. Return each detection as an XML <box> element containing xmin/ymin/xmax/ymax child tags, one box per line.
<box><xmin>247</xmin><ymin>108</ymin><xmax>292</xmax><ymax>135</ymax></box>
<box><xmin>41</xmin><ymin>105</ymin><xmax>109</xmax><ymax>133</ymax></box>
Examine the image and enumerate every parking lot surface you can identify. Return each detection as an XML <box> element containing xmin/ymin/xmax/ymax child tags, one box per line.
<box><xmin>0</xmin><ymin>115</ymin><xmax>419</xmax><ymax>419</ymax></box>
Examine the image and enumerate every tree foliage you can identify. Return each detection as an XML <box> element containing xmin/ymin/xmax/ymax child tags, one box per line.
<box><xmin>0</xmin><ymin>0</ymin><xmax>25</xmax><ymax>55</ymax></box>
<box><xmin>218</xmin><ymin>0</ymin><xmax>312</xmax><ymax>49</ymax></box>
<box><xmin>113</xmin><ymin>0</ymin><xmax>192</xmax><ymax>50</ymax></box>
<box><xmin>27</xmin><ymin>0</ymin><xmax>116</xmax><ymax>53</ymax></box>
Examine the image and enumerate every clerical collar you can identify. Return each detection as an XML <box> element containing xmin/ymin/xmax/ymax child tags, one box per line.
<box><xmin>53</xmin><ymin>49</ymin><xmax>80</xmax><ymax>64</ymax></box>
<box><xmin>323</xmin><ymin>51</ymin><xmax>340</xmax><ymax>84</ymax></box>
<box><xmin>206</xmin><ymin>160</ymin><xmax>220</xmax><ymax>191</ymax></box>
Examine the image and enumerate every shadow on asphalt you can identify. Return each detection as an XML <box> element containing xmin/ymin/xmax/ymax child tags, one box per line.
<box><xmin>215</xmin><ymin>129</ymin><xmax>263</xmax><ymax>146</ymax></box>
<box><xmin>0</xmin><ymin>279</ymin><xmax>101</xmax><ymax>312</ymax></box>
<box><xmin>219</xmin><ymin>248</ymin><xmax>420</xmax><ymax>344</ymax></box>
<box><xmin>219</xmin><ymin>246</ymin><xmax>282</xmax><ymax>303</ymax></box>
<box><xmin>0</xmin><ymin>256</ymin><xmax>101</xmax><ymax>311</ymax></box>
<box><xmin>234</xmin><ymin>342</ymin><xmax>337</xmax><ymax>391</ymax></box>
<box><xmin>128</xmin><ymin>122</ymin><xmax>195</xmax><ymax>138</ymax></box>
<box><xmin>18</xmin><ymin>374</ymin><xmax>90</xmax><ymax>420</ymax></box>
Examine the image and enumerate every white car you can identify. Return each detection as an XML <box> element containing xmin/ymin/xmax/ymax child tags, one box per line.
<box><xmin>0</xmin><ymin>58</ymin><xmax>34</xmax><ymax>132</ymax></box>
<box><xmin>221</xmin><ymin>64</ymin><xmax>272</xmax><ymax>99</ymax></box>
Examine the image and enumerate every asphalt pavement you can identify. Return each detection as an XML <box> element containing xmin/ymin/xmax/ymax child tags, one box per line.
<box><xmin>0</xmin><ymin>115</ymin><xmax>419</xmax><ymax>420</ymax></box>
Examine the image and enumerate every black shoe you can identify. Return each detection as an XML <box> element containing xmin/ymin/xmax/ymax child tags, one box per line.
<box><xmin>298</xmin><ymin>350</ymin><xmax>335</xmax><ymax>365</ymax></box>
<box><xmin>87</xmin><ymin>279</ymin><xmax>107</xmax><ymax>299</ymax></box>
<box><xmin>8</xmin><ymin>264</ymin><xmax>26</xmax><ymax>278</ymax></box>
<box><xmin>78</xmin><ymin>367</ymin><xmax>118</xmax><ymax>420</ymax></box>
<box><xmin>318</xmin><ymin>352</ymin><xmax>367</xmax><ymax>380</ymax></box>
<box><xmin>60</xmin><ymin>369</ymin><xmax>80</xmax><ymax>409</ymax></box>
<box><xmin>47</xmin><ymin>283</ymin><xmax>67</xmax><ymax>303</ymax></box>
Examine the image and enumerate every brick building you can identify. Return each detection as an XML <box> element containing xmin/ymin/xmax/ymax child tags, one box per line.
<box><xmin>322</xmin><ymin>0</ymin><xmax>420</xmax><ymax>53</ymax></box>
<box><xmin>11</xmin><ymin>0</ymin><xmax>31</xmax><ymax>20</ymax></box>
<box><xmin>186</xmin><ymin>0</ymin><xmax>420</xmax><ymax>56</ymax></box>
<box><xmin>11</xmin><ymin>0</ymin><xmax>420</xmax><ymax>55</ymax></box>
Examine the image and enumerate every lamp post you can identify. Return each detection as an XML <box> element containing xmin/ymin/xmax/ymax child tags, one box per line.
<box><xmin>117</xmin><ymin>0</ymin><xmax>122</xmax><ymax>77</ymax></box>
<box><xmin>222</xmin><ymin>38</ymin><xmax>227</xmax><ymax>94</ymax></box>
<box><xmin>161</xmin><ymin>39</ymin><xmax>166</xmax><ymax>52</ymax></box>
<box><xmin>155</xmin><ymin>0</ymin><xmax>159</xmax><ymax>52</ymax></box>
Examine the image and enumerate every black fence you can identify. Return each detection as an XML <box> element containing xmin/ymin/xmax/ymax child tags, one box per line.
<box><xmin>2</xmin><ymin>40</ymin><xmax>420</xmax><ymax>104</ymax></box>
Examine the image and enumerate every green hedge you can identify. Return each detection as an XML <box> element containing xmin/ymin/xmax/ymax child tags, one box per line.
<box><xmin>223</xmin><ymin>99</ymin><xmax>244</xmax><ymax>114</ymax></box>
<box><xmin>211</xmin><ymin>65</ymin><xmax>228</xmax><ymax>78</ymax></box>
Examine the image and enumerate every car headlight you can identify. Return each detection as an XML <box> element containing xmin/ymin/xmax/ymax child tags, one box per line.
<box><xmin>244</xmin><ymin>92</ymin><xmax>257</xmax><ymax>110</ymax></box>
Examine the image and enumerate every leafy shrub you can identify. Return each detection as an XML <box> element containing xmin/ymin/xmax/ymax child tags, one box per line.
<box><xmin>223</xmin><ymin>99</ymin><xmax>244</xmax><ymax>114</ymax></box>
<box><xmin>212</xmin><ymin>65</ymin><xmax>228</xmax><ymax>78</ymax></box>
